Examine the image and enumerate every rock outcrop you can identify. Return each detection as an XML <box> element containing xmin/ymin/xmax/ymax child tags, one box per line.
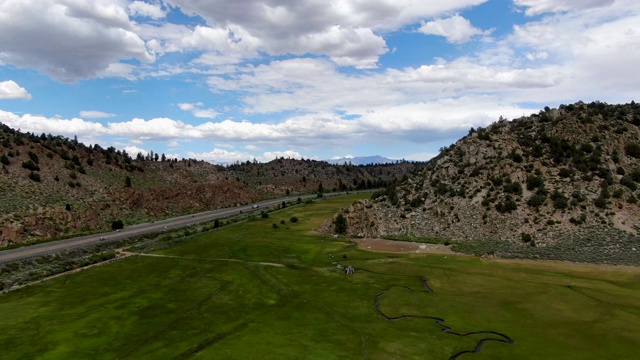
<box><xmin>332</xmin><ymin>101</ymin><xmax>640</xmax><ymax>265</ymax></box>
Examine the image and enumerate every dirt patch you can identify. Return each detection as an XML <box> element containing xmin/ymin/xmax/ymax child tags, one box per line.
<box><xmin>353</xmin><ymin>238</ymin><xmax>457</xmax><ymax>255</ymax></box>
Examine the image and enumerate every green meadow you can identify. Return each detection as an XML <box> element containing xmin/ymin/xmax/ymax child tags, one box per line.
<box><xmin>1</xmin><ymin>194</ymin><xmax>639</xmax><ymax>359</ymax></box>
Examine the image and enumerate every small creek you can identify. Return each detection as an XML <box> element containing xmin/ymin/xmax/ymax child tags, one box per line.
<box><xmin>373</xmin><ymin>276</ymin><xmax>514</xmax><ymax>359</ymax></box>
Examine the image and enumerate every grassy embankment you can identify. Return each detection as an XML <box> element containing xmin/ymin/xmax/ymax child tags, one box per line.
<box><xmin>0</xmin><ymin>194</ymin><xmax>639</xmax><ymax>359</ymax></box>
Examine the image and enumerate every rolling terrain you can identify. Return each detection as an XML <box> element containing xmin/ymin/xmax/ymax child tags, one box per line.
<box><xmin>0</xmin><ymin>123</ymin><xmax>419</xmax><ymax>247</ymax></box>
<box><xmin>0</xmin><ymin>195</ymin><xmax>638</xmax><ymax>359</ymax></box>
<box><xmin>335</xmin><ymin>101</ymin><xmax>640</xmax><ymax>265</ymax></box>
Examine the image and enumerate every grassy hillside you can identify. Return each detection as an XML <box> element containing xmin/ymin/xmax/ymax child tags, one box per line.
<box><xmin>0</xmin><ymin>123</ymin><xmax>419</xmax><ymax>246</ymax></box>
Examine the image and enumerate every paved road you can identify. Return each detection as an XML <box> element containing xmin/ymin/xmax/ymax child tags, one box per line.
<box><xmin>0</xmin><ymin>193</ymin><xmax>344</xmax><ymax>264</ymax></box>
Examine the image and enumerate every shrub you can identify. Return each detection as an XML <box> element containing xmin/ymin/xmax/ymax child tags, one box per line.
<box><xmin>558</xmin><ymin>167</ymin><xmax>574</xmax><ymax>178</ymax></box>
<box><xmin>569</xmin><ymin>214</ymin><xmax>587</xmax><ymax>225</ymax></box>
<box><xmin>111</xmin><ymin>220</ymin><xmax>124</xmax><ymax>230</ymax></box>
<box><xmin>504</xmin><ymin>182</ymin><xmax>523</xmax><ymax>195</ymax></box>
<box><xmin>625</xmin><ymin>143</ymin><xmax>640</xmax><ymax>158</ymax></box>
<box><xmin>526</xmin><ymin>175</ymin><xmax>544</xmax><ymax>190</ymax></box>
<box><xmin>521</xmin><ymin>233</ymin><xmax>532</xmax><ymax>243</ymax></box>
<box><xmin>551</xmin><ymin>190</ymin><xmax>568</xmax><ymax>209</ymax></box>
<box><xmin>495</xmin><ymin>198</ymin><xmax>517</xmax><ymax>213</ymax></box>
<box><xmin>410</xmin><ymin>196</ymin><xmax>423</xmax><ymax>208</ymax></box>
<box><xmin>261</xmin><ymin>211</ymin><xmax>269</xmax><ymax>219</ymax></box>
<box><xmin>21</xmin><ymin>160</ymin><xmax>39</xmax><ymax>171</ymax></box>
<box><xmin>594</xmin><ymin>197</ymin><xmax>607</xmax><ymax>209</ymax></box>
<box><xmin>28</xmin><ymin>151</ymin><xmax>39</xmax><ymax>164</ymax></box>
<box><xmin>334</xmin><ymin>213</ymin><xmax>348</xmax><ymax>234</ymax></box>
<box><xmin>528</xmin><ymin>193</ymin><xmax>546</xmax><ymax>207</ymax></box>
<box><xmin>511</xmin><ymin>151</ymin><xmax>523</xmax><ymax>163</ymax></box>
<box><xmin>613</xmin><ymin>188</ymin><xmax>625</xmax><ymax>199</ymax></box>
<box><xmin>272</xmin><ymin>223</ymin><xmax>279</xmax><ymax>229</ymax></box>
<box><xmin>290</xmin><ymin>216</ymin><xmax>299</xmax><ymax>223</ymax></box>
<box><xmin>28</xmin><ymin>171</ymin><xmax>41</xmax><ymax>182</ymax></box>
<box><xmin>620</xmin><ymin>176</ymin><xmax>637</xmax><ymax>190</ymax></box>
<box><xmin>0</xmin><ymin>154</ymin><xmax>9</xmax><ymax>165</ymax></box>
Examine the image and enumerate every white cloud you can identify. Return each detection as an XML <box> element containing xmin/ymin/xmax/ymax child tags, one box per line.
<box><xmin>177</xmin><ymin>102</ymin><xmax>219</xmax><ymax>118</ymax></box>
<box><xmin>263</xmin><ymin>150</ymin><xmax>304</xmax><ymax>160</ymax></box>
<box><xmin>496</xmin><ymin>0</ymin><xmax>640</xmax><ymax>102</ymax></box>
<box><xmin>0</xmin><ymin>94</ymin><xmax>536</xmax><ymax>146</ymax></box>
<box><xmin>418</xmin><ymin>15</ymin><xmax>489</xmax><ymax>44</ymax></box>
<box><xmin>124</xmin><ymin>145</ymin><xmax>148</xmax><ymax>156</ymax></box>
<box><xmin>161</xmin><ymin>0</ymin><xmax>487</xmax><ymax>68</ymax></box>
<box><xmin>187</xmin><ymin>148</ymin><xmax>255</xmax><ymax>164</ymax></box>
<box><xmin>0</xmin><ymin>80</ymin><xmax>31</xmax><ymax>100</ymax></box>
<box><xmin>331</xmin><ymin>154</ymin><xmax>354</xmax><ymax>160</ymax></box>
<box><xmin>514</xmin><ymin>0</ymin><xmax>615</xmax><ymax>16</ymax></box>
<box><xmin>80</xmin><ymin>110</ymin><xmax>115</xmax><ymax>118</ymax></box>
<box><xmin>0</xmin><ymin>110</ymin><xmax>106</xmax><ymax>144</ymax></box>
<box><xmin>206</xmin><ymin>57</ymin><xmax>560</xmax><ymax>117</ymax></box>
<box><xmin>0</xmin><ymin>0</ymin><xmax>155</xmax><ymax>82</ymax></box>
<box><xmin>192</xmin><ymin>109</ymin><xmax>220</xmax><ymax>119</ymax></box>
<box><xmin>177</xmin><ymin>102</ymin><xmax>202</xmax><ymax>111</ymax></box>
<box><xmin>189</xmin><ymin>148</ymin><xmax>307</xmax><ymax>164</ymax></box>
<box><xmin>128</xmin><ymin>1</ymin><xmax>166</xmax><ymax>19</ymax></box>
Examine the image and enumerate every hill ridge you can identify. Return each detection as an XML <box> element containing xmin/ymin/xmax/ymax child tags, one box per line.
<box><xmin>333</xmin><ymin>101</ymin><xmax>640</xmax><ymax>265</ymax></box>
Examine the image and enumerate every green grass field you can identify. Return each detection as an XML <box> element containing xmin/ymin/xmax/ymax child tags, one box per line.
<box><xmin>1</xmin><ymin>194</ymin><xmax>639</xmax><ymax>359</ymax></box>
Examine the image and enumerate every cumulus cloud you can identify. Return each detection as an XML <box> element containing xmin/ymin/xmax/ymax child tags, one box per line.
<box><xmin>162</xmin><ymin>0</ymin><xmax>487</xmax><ymax>68</ymax></box>
<box><xmin>0</xmin><ymin>94</ymin><xmax>536</xmax><ymax>145</ymax></box>
<box><xmin>263</xmin><ymin>150</ymin><xmax>304</xmax><ymax>160</ymax></box>
<box><xmin>128</xmin><ymin>1</ymin><xmax>166</xmax><ymax>19</ymax></box>
<box><xmin>418</xmin><ymin>15</ymin><xmax>489</xmax><ymax>44</ymax></box>
<box><xmin>498</xmin><ymin>0</ymin><xmax>640</xmax><ymax>102</ymax></box>
<box><xmin>79</xmin><ymin>110</ymin><xmax>115</xmax><ymax>118</ymax></box>
<box><xmin>177</xmin><ymin>102</ymin><xmax>201</xmax><ymax>111</ymax></box>
<box><xmin>0</xmin><ymin>80</ymin><xmax>31</xmax><ymax>100</ymax></box>
<box><xmin>0</xmin><ymin>0</ymin><xmax>155</xmax><ymax>82</ymax></box>
<box><xmin>207</xmin><ymin>57</ymin><xmax>561</xmax><ymax>116</ymax></box>
<box><xmin>124</xmin><ymin>145</ymin><xmax>148</xmax><ymax>156</ymax></box>
<box><xmin>187</xmin><ymin>148</ymin><xmax>255</xmax><ymax>164</ymax></box>
<box><xmin>177</xmin><ymin>102</ymin><xmax>220</xmax><ymax>118</ymax></box>
<box><xmin>514</xmin><ymin>0</ymin><xmax>615</xmax><ymax>16</ymax></box>
<box><xmin>188</xmin><ymin>148</ymin><xmax>306</xmax><ymax>164</ymax></box>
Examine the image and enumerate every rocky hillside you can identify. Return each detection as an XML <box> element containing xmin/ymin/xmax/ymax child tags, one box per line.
<box><xmin>0</xmin><ymin>123</ymin><xmax>420</xmax><ymax>247</ymax></box>
<box><xmin>335</xmin><ymin>101</ymin><xmax>640</xmax><ymax>265</ymax></box>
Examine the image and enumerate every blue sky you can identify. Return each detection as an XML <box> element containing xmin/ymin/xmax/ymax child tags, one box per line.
<box><xmin>1</xmin><ymin>0</ymin><xmax>639</xmax><ymax>164</ymax></box>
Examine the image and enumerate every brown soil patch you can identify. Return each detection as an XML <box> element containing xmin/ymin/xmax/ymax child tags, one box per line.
<box><xmin>353</xmin><ymin>238</ymin><xmax>457</xmax><ymax>255</ymax></box>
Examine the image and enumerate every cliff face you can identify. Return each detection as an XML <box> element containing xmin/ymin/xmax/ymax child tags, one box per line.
<box><xmin>336</xmin><ymin>102</ymin><xmax>640</xmax><ymax>264</ymax></box>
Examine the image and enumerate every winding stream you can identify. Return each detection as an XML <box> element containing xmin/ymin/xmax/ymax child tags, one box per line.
<box><xmin>373</xmin><ymin>276</ymin><xmax>514</xmax><ymax>359</ymax></box>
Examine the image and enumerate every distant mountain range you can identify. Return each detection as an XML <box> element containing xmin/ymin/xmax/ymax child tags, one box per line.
<box><xmin>327</xmin><ymin>155</ymin><xmax>396</xmax><ymax>165</ymax></box>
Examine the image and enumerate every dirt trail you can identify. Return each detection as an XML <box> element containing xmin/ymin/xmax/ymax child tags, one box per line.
<box><xmin>353</xmin><ymin>238</ymin><xmax>457</xmax><ymax>255</ymax></box>
<box><xmin>118</xmin><ymin>250</ymin><xmax>285</xmax><ymax>267</ymax></box>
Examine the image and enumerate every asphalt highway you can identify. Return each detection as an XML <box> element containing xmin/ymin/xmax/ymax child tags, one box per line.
<box><xmin>0</xmin><ymin>193</ymin><xmax>337</xmax><ymax>264</ymax></box>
